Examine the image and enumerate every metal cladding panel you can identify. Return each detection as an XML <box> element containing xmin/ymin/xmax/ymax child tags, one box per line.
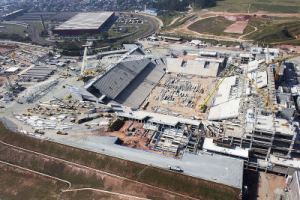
<box><xmin>53</xmin><ymin>12</ymin><xmax>114</xmax><ymax>35</ymax></box>
<box><xmin>93</xmin><ymin>58</ymin><xmax>151</xmax><ymax>99</ymax></box>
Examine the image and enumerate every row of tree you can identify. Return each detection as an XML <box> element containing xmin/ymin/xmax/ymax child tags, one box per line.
<box><xmin>0</xmin><ymin>33</ymin><xmax>31</xmax><ymax>42</ymax></box>
<box><xmin>151</xmin><ymin>0</ymin><xmax>217</xmax><ymax>12</ymax></box>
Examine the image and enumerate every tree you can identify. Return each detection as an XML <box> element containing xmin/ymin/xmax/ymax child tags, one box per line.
<box><xmin>101</xmin><ymin>32</ymin><xmax>109</xmax><ymax>40</ymax></box>
<box><xmin>80</xmin><ymin>33</ymin><xmax>90</xmax><ymax>40</ymax></box>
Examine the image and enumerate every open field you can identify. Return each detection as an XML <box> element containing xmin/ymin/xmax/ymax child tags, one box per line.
<box><xmin>0</xmin><ymin>163</ymin><xmax>67</xmax><ymax>200</ymax></box>
<box><xmin>245</xmin><ymin>18</ymin><xmax>300</xmax><ymax>44</ymax></box>
<box><xmin>163</xmin><ymin>14</ymin><xmax>197</xmax><ymax>31</ymax></box>
<box><xmin>186</xmin><ymin>15</ymin><xmax>300</xmax><ymax>45</ymax></box>
<box><xmin>210</xmin><ymin>0</ymin><xmax>300</xmax><ymax>13</ymax></box>
<box><xmin>0</xmin><ymin>121</ymin><xmax>240</xmax><ymax>200</ymax></box>
<box><xmin>158</xmin><ymin>12</ymin><xmax>185</xmax><ymax>27</ymax></box>
<box><xmin>2</xmin><ymin>24</ymin><xmax>27</xmax><ymax>36</ymax></box>
<box><xmin>188</xmin><ymin>17</ymin><xmax>235</xmax><ymax>36</ymax></box>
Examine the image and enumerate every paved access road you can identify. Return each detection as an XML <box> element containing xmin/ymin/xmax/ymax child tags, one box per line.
<box><xmin>50</xmin><ymin>134</ymin><xmax>244</xmax><ymax>189</ymax></box>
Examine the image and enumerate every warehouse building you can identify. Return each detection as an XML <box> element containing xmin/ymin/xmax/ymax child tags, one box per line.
<box><xmin>53</xmin><ymin>12</ymin><xmax>115</xmax><ymax>35</ymax></box>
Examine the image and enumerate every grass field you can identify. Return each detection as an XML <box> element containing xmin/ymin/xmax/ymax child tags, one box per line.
<box><xmin>108</xmin><ymin>26</ymin><xmax>137</xmax><ymax>37</ymax></box>
<box><xmin>3</xmin><ymin>25</ymin><xmax>27</xmax><ymax>36</ymax></box>
<box><xmin>28</xmin><ymin>22</ymin><xmax>44</xmax><ymax>31</ymax></box>
<box><xmin>163</xmin><ymin>14</ymin><xmax>197</xmax><ymax>31</ymax></box>
<box><xmin>0</xmin><ymin>163</ymin><xmax>67</xmax><ymax>199</ymax></box>
<box><xmin>158</xmin><ymin>12</ymin><xmax>185</xmax><ymax>27</ymax></box>
<box><xmin>245</xmin><ymin>18</ymin><xmax>300</xmax><ymax>44</ymax></box>
<box><xmin>0</xmin><ymin>121</ymin><xmax>240</xmax><ymax>200</ymax></box>
<box><xmin>210</xmin><ymin>0</ymin><xmax>300</xmax><ymax>13</ymax></box>
<box><xmin>188</xmin><ymin>17</ymin><xmax>235</xmax><ymax>36</ymax></box>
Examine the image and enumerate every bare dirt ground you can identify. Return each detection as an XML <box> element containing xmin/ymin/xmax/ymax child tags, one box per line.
<box><xmin>167</xmin><ymin>17</ymin><xmax>181</xmax><ymax>27</ymax></box>
<box><xmin>244</xmin><ymin>170</ymin><xmax>288</xmax><ymax>200</ymax></box>
<box><xmin>144</xmin><ymin>73</ymin><xmax>215</xmax><ymax>119</ymax></box>
<box><xmin>224</xmin><ymin>21</ymin><xmax>249</xmax><ymax>34</ymax></box>
<box><xmin>0</xmin><ymin>46</ymin><xmax>15</xmax><ymax>54</ymax></box>
<box><xmin>106</xmin><ymin>121</ymin><xmax>168</xmax><ymax>156</ymax></box>
<box><xmin>275</xmin><ymin>44</ymin><xmax>300</xmax><ymax>53</ymax></box>
<box><xmin>257</xmin><ymin>172</ymin><xmax>287</xmax><ymax>200</ymax></box>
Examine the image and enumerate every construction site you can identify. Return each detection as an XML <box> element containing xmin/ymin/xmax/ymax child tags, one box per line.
<box><xmin>1</xmin><ymin>35</ymin><xmax>300</xmax><ymax>198</ymax></box>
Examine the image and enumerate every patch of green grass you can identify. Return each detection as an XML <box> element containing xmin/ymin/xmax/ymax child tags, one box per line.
<box><xmin>29</xmin><ymin>22</ymin><xmax>44</xmax><ymax>31</ymax></box>
<box><xmin>245</xmin><ymin>19</ymin><xmax>300</xmax><ymax>44</ymax></box>
<box><xmin>188</xmin><ymin>17</ymin><xmax>235</xmax><ymax>36</ymax></box>
<box><xmin>108</xmin><ymin>26</ymin><xmax>137</xmax><ymax>37</ymax></box>
<box><xmin>211</xmin><ymin>0</ymin><xmax>300</xmax><ymax>13</ymax></box>
<box><xmin>3</xmin><ymin>25</ymin><xmax>27</xmax><ymax>36</ymax></box>
<box><xmin>250</xmin><ymin>3</ymin><xmax>300</xmax><ymax>13</ymax></box>
<box><xmin>163</xmin><ymin>14</ymin><xmax>197</xmax><ymax>31</ymax></box>
<box><xmin>0</xmin><ymin>164</ymin><xmax>67</xmax><ymax>200</ymax></box>
<box><xmin>158</xmin><ymin>12</ymin><xmax>184</xmax><ymax>27</ymax></box>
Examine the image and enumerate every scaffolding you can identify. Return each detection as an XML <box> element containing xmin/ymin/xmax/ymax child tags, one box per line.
<box><xmin>18</xmin><ymin>78</ymin><xmax>60</xmax><ymax>102</ymax></box>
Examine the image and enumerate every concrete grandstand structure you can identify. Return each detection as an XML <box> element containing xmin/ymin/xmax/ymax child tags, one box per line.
<box><xmin>166</xmin><ymin>57</ymin><xmax>224</xmax><ymax>77</ymax></box>
<box><xmin>53</xmin><ymin>12</ymin><xmax>115</xmax><ymax>35</ymax></box>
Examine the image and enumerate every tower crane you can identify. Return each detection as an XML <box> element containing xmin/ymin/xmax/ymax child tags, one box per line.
<box><xmin>245</xmin><ymin>74</ymin><xmax>277</xmax><ymax>112</ymax></box>
<box><xmin>198</xmin><ymin>65</ymin><xmax>236</xmax><ymax>113</ymax></box>
<box><xmin>273</xmin><ymin>53</ymin><xmax>300</xmax><ymax>82</ymax></box>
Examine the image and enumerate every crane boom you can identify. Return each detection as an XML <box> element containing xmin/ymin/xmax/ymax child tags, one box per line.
<box><xmin>263</xmin><ymin>53</ymin><xmax>300</xmax><ymax>66</ymax></box>
<box><xmin>198</xmin><ymin>65</ymin><xmax>236</xmax><ymax>111</ymax></box>
<box><xmin>274</xmin><ymin>53</ymin><xmax>283</xmax><ymax>82</ymax></box>
<box><xmin>81</xmin><ymin>47</ymin><xmax>88</xmax><ymax>76</ymax></box>
<box><xmin>245</xmin><ymin>74</ymin><xmax>277</xmax><ymax>111</ymax></box>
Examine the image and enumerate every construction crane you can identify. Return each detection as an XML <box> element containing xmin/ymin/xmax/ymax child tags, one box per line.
<box><xmin>77</xmin><ymin>47</ymin><xmax>93</xmax><ymax>81</ymax></box>
<box><xmin>263</xmin><ymin>53</ymin><xmax>300</xmax><ymax>66</ymax></box>
<box><xmin>273</xmin><ymin>53</ymin><xmax>300</xmax><ymax>82</ymax></box>
<box><xmin>11</xmin><ymin>51</ymin><xmax>15</xmax><ymax>64</ymax></box>
<box><xmin>274</xmin><ymin>53</ymin><xmax>283</xmax><ymax>82</ymax></box>
<box><xmin>262</xmin><ymin>92</ymin><xmax>270</xmax><ymax>115</ymax></box>
<box><xmin>198</xmin><ymin>65</ymin><xmax>236</xmax><ymax>113</ymax></box>
<box><xmin>245</xmin><ymin>74</ymin><xmax>277</xmax><ymax>112</ymax></box>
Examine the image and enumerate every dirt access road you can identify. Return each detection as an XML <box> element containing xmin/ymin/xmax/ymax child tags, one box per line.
<box><xmin>162</xmin><ymin>10</ymin><xmax>300</xmax><ymax>42</ymax></box>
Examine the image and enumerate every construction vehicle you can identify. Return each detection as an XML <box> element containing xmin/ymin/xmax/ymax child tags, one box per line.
<box><xmin>34</xmin><ymin>129</ymin><xmax>44</xmax><ymax>134</ymax></box>
<box><xmin>57</xmin><ymin>130</ymin><xmax>68</xmax><ymax>135</ymax></box>
<box><xmin>65</xmin><ymin>94</ymin><xmax>72</xmax><ymax>100</ymax></box>
<box><xmin>60</xmin><ymin>73</ymin><xmax>70</xmax><ymax>79</ymax></box>
<box><xmin>14</xmin><ymin>99</ymin><xmax>24</xmax><ymax>104</ymax></box>
<box><xmin>245</xmin><ymin>74</ymin><xmax>277</xmax><ymax>112</ymax></box>
<box><xmin>76</xmin><ymin>76</ymin><xmax>90</xmax><ymax>81</ymax></box>
<box><xmin>198</xmin><ymin>65</ymin><xmax>236</xmax><ymax>113</ymax></box>
<box><xmin>167</xmin><ymin>165</ymin><xmax>183</xmax><ymax>172</ymax></box>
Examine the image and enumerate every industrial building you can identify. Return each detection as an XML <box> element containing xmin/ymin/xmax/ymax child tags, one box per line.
<box><xmin>53</xmin><ymin>12</ymin><xmax>115</xmax><ymax>35</ymax></box>
<box><xmin>140</xmin><ymin>8</ymin><xmax>164</xmax><ymax>16</ymax></box>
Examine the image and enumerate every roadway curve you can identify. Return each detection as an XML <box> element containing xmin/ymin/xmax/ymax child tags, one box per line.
<box><xmin>125</xmin><ymin>14</ymin><xmax>161</xmax><ymax>40</ymax></box>
<box><xmin>26</xmin><ymin>23</ymin><xmax>52</xmax><ymax>46</ymax></box>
